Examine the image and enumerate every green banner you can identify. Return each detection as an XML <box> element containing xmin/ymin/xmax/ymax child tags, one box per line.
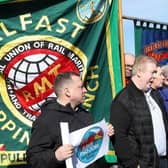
<box><xmin>134</xmin><ymin>25</ymin><xmax>142</xmax><ymax>56</ymax></box>
<box><xmin>0</xmin><ymin>0</ymin><xmax>122</xmax><ymax>167</ymax></box>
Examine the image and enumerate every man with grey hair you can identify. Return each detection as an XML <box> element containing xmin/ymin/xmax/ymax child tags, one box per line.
<box><xmin>111</xmin><ymin>55</ymin><xmax>168</xmax><ymax>168</ymax></box>
<box><xmin>124</xmin><ymin>53</ymin><xmax>135</xmax><ymax>84</ymax></box>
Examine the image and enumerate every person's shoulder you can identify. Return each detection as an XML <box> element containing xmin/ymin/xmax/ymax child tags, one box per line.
<box><xmin>42</xmin><ymin>97</ymin><xmax>56</xmax><ymax>106</ymax></box>
<box><xmin>40</xmin><ymin>97</ymin><xmax>57</xmax><ymax>112</ymax></box>
<box><xmin>34</xmin><ymin>98</ymin><xmax>57</xmax><ymax>124</ymax></box>
<box><xmin>114</xmin><ymin>85</ymin><xmax>130</xmax><ymax>99</ymax></box>
<box><xmin>113</xmin><ymin>82</ymin><xmax>139</xmax><ymax>104</ymax></box>
<box><xmin>160</xmin><ymin>86</ymin><xmax>168</xmax><ymax>92</ymax></box>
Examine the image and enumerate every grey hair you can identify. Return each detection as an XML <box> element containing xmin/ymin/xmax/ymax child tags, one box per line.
<box><xmin>132</xmin><ymin>55</ymin><xmax>157</xmax><ymax>76</ymax></box>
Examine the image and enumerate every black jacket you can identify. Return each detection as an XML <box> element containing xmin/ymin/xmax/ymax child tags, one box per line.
<box><xmin>110</xmin><ymin>81</ymin><xmax>168</xmax><ymax>168</ymax></box>
<box><xmin>26</xmin><ymin>99</ymin><xmax>95</xmax><ymax>168</ymax></box>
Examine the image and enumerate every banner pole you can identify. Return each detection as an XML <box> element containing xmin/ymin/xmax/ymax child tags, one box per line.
<box><xmin>118</xmin><ymin>0</ymin><xmax>126</xmax><ymax>86</ymax></box>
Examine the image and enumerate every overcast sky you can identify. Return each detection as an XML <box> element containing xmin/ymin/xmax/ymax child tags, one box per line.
<box><xmin>122</xmin><ymin>0</ymin><xmax>168</xmax><ymax>54</ymax></box>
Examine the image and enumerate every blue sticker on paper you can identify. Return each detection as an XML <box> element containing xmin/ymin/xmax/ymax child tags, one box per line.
<box><xmin>76</xmin><ymin>126</ymin><xmax>104</xmax><ymax>163</ymax></box>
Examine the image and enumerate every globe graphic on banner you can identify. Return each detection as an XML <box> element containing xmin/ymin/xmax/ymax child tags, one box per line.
<box><xmin>7</xmin><ymin>54</ymin><xmax>57</xmax><ymax>112</ymax></box>
<box><xmin>8</xmin><ymin>54</ymin><xmax>57</xmax><ymax>88</ymax></box>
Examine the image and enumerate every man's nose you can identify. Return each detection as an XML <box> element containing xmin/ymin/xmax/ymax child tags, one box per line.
<box><xmin>83</xmin><ymin>86</ymin><xmax>87</xmax><ymax>93</ymax></box>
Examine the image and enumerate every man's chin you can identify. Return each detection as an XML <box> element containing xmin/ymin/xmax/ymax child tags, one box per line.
<box><xmin>80</xmin><ymin>99</ymin><xmax>85</xmax><ymax>104</ymax></box>
<box><xmin>145</xmin><ymin>85</ymin><xmax>151</xmax><ymax>92</ymax></box>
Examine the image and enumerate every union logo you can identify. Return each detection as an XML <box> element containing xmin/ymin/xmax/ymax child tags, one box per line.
<box><xmin>0</xmin><ymin>35</ymin><xmax>87</xmax><ymax>126</ymax></box>
<box><xmin>76</xmin><ymin>126</ymin><xmax>103</xmax><ymax>163</ymax></box>
<box><xmin>76</xmin><ymin>0</ymin><xmax>107</xmax><ymax>24</ymax></box>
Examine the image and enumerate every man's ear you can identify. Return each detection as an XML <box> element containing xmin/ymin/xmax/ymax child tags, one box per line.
<box><xmin>137</xmin><ymin>72</ymin><xmax>141</xmax><ymax>78</ymax></box>
<box><xmin>137</xmin><ymin>69</ymin><xmax>142</xmax><ymax>78</ymax></box>
<box><xmin>64</xmin><ymin>87</ymin><xmax>71</xmax><ymax>97</ymax></box>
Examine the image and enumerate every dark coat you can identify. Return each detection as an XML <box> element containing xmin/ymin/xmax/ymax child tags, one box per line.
<box><xmin>159</xmin><ymin>86</ymin><xmax>168</xmax><ymax>114</ymax></box>
<box><xmin>26</xmin><ymin>99</ymin><xmax>95</xmax><ymax>168</ymax></box>
<box><xmin>110</xmin><ymin>81</ymin><xmax>168</xmax><ymax>168</ymax></box>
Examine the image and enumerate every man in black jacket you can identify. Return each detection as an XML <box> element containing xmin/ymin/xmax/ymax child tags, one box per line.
<box><xmin>27</xmin><ymin>71</ymin><xmax>114</xmax><ymax>168</ymax></box>
<box><xmin>111</xmin><ymin>56</ymin><xmax>168</xmax><ymax>168</ymax></box>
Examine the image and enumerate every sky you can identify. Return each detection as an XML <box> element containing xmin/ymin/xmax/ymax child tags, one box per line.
<box><xmin>122</xmin><ymin>0</ymin><xmax>168</xmax><ymax>54</ymax></box>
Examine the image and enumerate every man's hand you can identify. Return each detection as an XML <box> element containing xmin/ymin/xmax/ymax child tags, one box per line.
<box><xmin>106</xmin><ymin>123</ymin><xmax>115</xmax><ymax>137</ymax></box>
<box><xmin>55</xmin><ymin>144</ymin><xmax>74</xmax><ymax>161</ymax></box>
